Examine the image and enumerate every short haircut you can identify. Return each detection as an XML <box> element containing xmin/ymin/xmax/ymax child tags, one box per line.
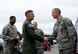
<box><xmin>32</xmin><ymin>21</ymin><xmax>37</xmax><ymax>25</ymax></box>
<box><xmin>10</xmin><ymin>16</ymin><xmax>16</xmax><ymax>20</ymax></box>
<box><xmin>25</xmin><ymin>10</ymin><xmax>33</xmax><ymax>17</ymax></box>
<box><xmin>53</xmin><ymin>8</ymin><xmax>61</xmax><ymax>14</ymax></box>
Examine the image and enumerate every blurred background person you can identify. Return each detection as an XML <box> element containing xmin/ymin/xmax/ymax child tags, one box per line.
<box><xmin>32</xmin><ymin>21</ymin><xmax>44</xmax><ymax>54</ymax></box>
<box><xmin>2</xmin><ymin>16</ymin><xmax>21</xmax><ymax>54</ymax></box>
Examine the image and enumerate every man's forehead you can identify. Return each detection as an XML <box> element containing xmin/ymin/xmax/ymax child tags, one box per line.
<box><xmin>12</xmin><ymin>18</ymin><xmax>16</xmax><ymax>20</ymax></box>
<box><xmin>28</xmin><ymin>12</ymin><xmax>34</xmax><ymax>14</ymax></box>
<box><xmin>52</xmin><ymin>9</ymin><xmax>58</xmax><ymax>12</ymax></box>
<box><xmin>52</xmin><ymin>9</ymin><xmax>56</xmax><ymax>11</ymax></box>
<box><xmin>52</xmin><ymin>10</ymin><xmax>56</xmax><ymax>12</ymax></box>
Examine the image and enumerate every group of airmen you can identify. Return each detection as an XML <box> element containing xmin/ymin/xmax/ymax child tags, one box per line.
<box><xmin>2</xmin><ymin>8</ymin><xmax>78</xmax><ymax>54</ymax></box>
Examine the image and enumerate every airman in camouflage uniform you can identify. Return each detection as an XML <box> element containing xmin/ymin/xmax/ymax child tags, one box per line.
<box><xmin>48</xmin><ymin>8</ymin><xmax>77</xmax><ymax>54</ymax></box>
<box><xmin>32</xmin><ymin>21</ymin><xmax>44</xmax><ymax>54</ymax></box>
<box><xmin>2</xmin><ymin>16</ymin><xmax>21</xmax><ymax>54</ymax></box>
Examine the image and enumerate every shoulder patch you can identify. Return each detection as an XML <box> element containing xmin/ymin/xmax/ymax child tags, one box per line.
<box><xmin>28</xmin><ymin>23</ymin><xmax>33</xmax><ymax>27</ymax></box>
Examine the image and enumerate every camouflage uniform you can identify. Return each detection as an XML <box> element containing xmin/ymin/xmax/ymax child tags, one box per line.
<box><xmin>35</xmin><ymin>28</ymin><xmax>44</xmax><ymax>54</ymax></box>
<box><xmin>2</xmin><ymin>23</ymin><xmax>20</xmax><ymax>54</ymax></box>
<box><xmin>49</xmin><ymin>17</ymin><xmax>77</xmax><ymax>54</ymax></box>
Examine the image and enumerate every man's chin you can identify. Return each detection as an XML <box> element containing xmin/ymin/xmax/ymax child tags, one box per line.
<box><xmin>32</xmin><ymin>18</ymin><xmax>34</xmax><ymax>20</ymax></box>
<box><xmin>54</xmin><ymin>17</ymin><xmax>57</xmax><ymax>19</ymax></box>
<box><xmin>31</xmin><ymin>19</ymin><xmax>34</xmax><ymax>21</ymax></box>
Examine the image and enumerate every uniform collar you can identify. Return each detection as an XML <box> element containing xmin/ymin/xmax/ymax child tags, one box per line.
<box><xmin>57</xmin><ymin>16</ymin><xmax>62</xmax><ymax>23</ymax></box>
<box><xmin>26</xmin><ymin>19</ymin><xmax>31</xmax><ymax>23</ymax></box>
<box><xmin>56</xmin><ymin>16</ymin><xmax>63</xmax><ymax>25</ymax></box>
<box><xmin>8</xmin><ymin>23</ymin><xmax>15</xmax><ymax>28</ymax></box>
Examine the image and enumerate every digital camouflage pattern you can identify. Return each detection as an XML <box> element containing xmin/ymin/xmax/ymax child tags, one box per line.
<box><xmin>49</xmin><ymin>17</ymin><xmax>77</xmax><ymax>50</ymax></box>
<box><xmin>35</xmin><ymin>28</ymin><xmax>44</xmax><ymax>54</ymax></box>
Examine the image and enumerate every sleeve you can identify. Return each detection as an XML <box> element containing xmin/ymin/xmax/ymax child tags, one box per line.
<box><xmin>2</xmin><ymin>26</ymin><xmax>13</xmax><ymax>41</ymax></box>
<box><xmin>40</xmin><ymin>29</ymin><xmax>44</xmax><ymax>37</ymax></box>
<box><xmin>25</xmin><ymin>24</ymin><xmax>44</xmax><ymax>42</ymax></box>
<box><xmin>64</xmin><ymin>19</ymin><xmax>77</xmax><ymax>48</ymax></box>
<box><xmin>17</xmin><ymin>31</ymin><xmax>22</xmax><ymax>40</ymax></box>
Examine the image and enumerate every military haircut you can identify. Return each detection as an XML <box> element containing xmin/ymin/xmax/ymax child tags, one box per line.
<box><xmin>32</xmin><ymin>21</ymin><xmax>37</xmax><ymax>25</ymax></box>
<box><xmin>53</xmin><ymin>8</ymin><xmax>61</xmax><ymax>14</ymax></box>
<box><xmin>25</xmin><ymin>10</ymin><xmax>33</xmax><ymax>17</ymax></box>
<box><xmin>10</xmin><ymin>16</ymin><xmax>16</xmax><ymax>20</ymax></box>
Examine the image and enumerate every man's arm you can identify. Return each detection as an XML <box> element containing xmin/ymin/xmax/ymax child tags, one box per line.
<box><xmin>17</xmin><ymin>31</ymin><xmax>22</xmax><ymax>40</ymax></box>
<box><xmin>40</xmin><ymin>29</ymin><xmax>44</xmax><ymax>36</ymax></box>
<box><xmin>2</xmin><ymin>26</ymin><xmax>13</xmax><ymax>41</ymax></box>
<box><xmin>25</xmin><ymin>24</ymin><xmax>44</xmax><ymax>42</ymax></box>
<box><xmin>64</xmin><ymin>18</ymin><xmax>77</xmax><ymax>48</ymax></box>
